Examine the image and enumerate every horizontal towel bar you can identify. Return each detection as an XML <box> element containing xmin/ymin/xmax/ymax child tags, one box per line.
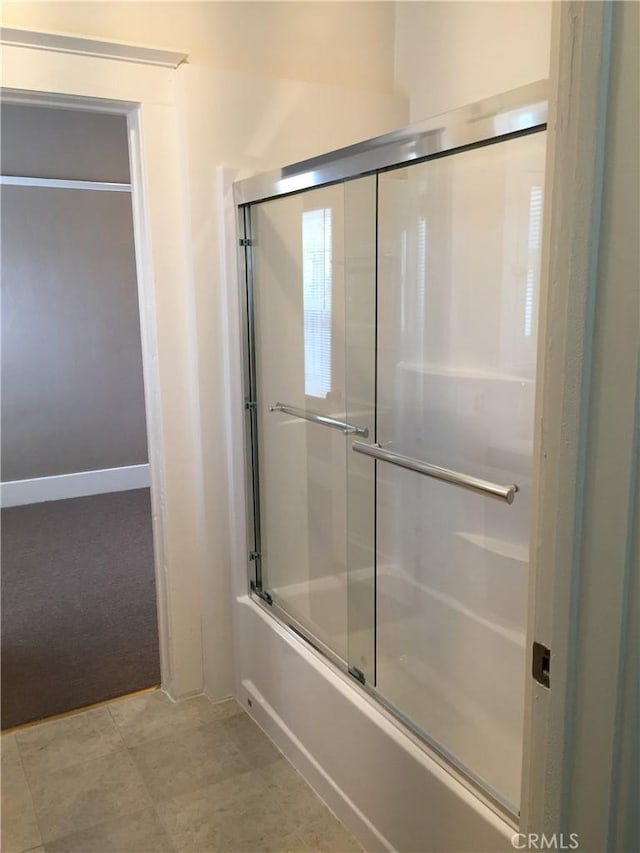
<box><xmin>351</xmin><ymin>441</ymin><xmax>518</xmax><ymax>504</ymax></box>
<box><xmin>270</xmin><ymin>403</ymin><xmax>369</xmax><ymax>438</ymax></box>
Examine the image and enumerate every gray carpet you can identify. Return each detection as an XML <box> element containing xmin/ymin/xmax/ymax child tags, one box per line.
<box><xmin>1</xmin><ymin>488</ymin><xmax>160</xmax><ymax>729</ymax></box>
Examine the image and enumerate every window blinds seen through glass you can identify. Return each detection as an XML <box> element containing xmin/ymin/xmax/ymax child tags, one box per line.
<box><xmin>302</xmin><ymin>208</ymin><xmax>333</xmax><ymax>398</ymax></box>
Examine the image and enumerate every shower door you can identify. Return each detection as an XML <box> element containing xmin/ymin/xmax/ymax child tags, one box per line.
<box><xmin>353</xmin><ymin>130</ymin><xmax>546</xmax><ymax>810</ymax></box>
<box><xmin>247</xmin><ymin>178</ymin><xmax>376</xmax><ymax>665</ymax></box>
<box><xmin>239</xmin><ymin>88</ymin><xmax>547</xmax><ymax>818</ymax></box>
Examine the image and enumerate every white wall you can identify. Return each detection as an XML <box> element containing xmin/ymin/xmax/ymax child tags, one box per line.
<box><xmin>562</xmin><ymin>1</ymin><xmax>639</xmax><ymax>848</ymax></box>
<box><xmin>516</xmin><ymin>1</ymin><xmax>638</xmax><ymax>845</ymax></box>
<box><xmin>0</xmin><ymin>1</ymin><xmax>397</xmax><ymax>94</ymax></box>
<box><xmin>394</xmin><ymin>1</ymin><xmax>552</xmax><ymax>120</ymax></box>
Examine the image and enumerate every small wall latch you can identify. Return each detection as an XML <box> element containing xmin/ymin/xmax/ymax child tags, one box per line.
<box><xmin>532</xmin><ymin>641</ymin><xmax>551</xmax><ymax>688</ymax></box>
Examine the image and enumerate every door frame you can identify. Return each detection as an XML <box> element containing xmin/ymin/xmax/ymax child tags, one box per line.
<box><xmin>520</xmin><ymin>0</ymin><xmax>633</xmax><ymax>845</ymax></box>
<box><xmin>0</xmin><ymin>32</ymin><xmax>208</xmax><ymax>700</ymax></box>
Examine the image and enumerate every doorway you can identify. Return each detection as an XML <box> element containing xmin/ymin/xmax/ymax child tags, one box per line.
<box><xmin>1</xmin><ymin>104</ymin><xmax>161</xmax><ymax>728</ymax></box>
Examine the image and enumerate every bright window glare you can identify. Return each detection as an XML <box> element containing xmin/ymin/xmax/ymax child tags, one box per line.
<box><xmin>525</xmin><ymin>186</ymin><xmax>542</xmax><ymax>338</ymax></box>
<box><xmin>302</xmin><ymin>208</ymin><xmax>332</xmax><ymax>398</ymax></box>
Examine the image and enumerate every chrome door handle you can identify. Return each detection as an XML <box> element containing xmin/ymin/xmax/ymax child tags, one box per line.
<box><xmin>351</xmin><ymin>441</ymin><xmax>518</xmax><ymax>504</ymax></box>
<box><xmin>270</xmin><ymin>403</ymin><xmax>369</xmax><ymax>438</ymax></box>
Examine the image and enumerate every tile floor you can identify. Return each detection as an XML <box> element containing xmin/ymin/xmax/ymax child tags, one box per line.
<box><xmin>1</xmin><ymin>690</ymin><xmax>361</xmax><ymax>853</ymax></box>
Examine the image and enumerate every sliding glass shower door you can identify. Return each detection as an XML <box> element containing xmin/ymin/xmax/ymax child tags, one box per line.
<box><xmin>372</xmin><ymin>132</ymin><xmax>546</xmax><ymax>809</ymax></box>
<box><xmin>241</xmin><ymin>93</ymin><xmax>547</xmax><ymax>814</ymax></box>
<box><xmin>250</xmin><ymin>179</ymin><xmax>376</xmax><ymax>663</ymax></box>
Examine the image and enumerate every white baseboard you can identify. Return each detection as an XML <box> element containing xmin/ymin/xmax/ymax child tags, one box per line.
<box><xmin>1</xmin><ymin>463</ymin><xmax>151</xmax><ymax>507</ymax></box>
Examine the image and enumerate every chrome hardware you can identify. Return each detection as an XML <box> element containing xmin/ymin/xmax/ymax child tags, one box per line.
<box><xmin>250</xmin><ymin>580</ymin><xmax>273</xmax><ymax>606</ymax></box>
<box><xmin>270</xmin><ymin>403</ymin><xmax>368</xmax><ymax>438</ymax></box>
<box><xmin>348</xmin><ymin>666</ymin><xmax>366</xmax><ymax>685</ymax></box>
<box><xmin>233</xmin><ymin>80</ymin><xmax>547</xmax><ymax>206</ymax></box>
<box><xmin>351</xmin><ymin>441</ymin><xmax>518</xmax><ymax>504</ymax></box>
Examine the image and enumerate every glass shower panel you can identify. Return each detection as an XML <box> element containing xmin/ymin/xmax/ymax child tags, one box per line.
<box><xmin>344</xmin><ymin>176</ymin><xmax>377</xmax><ymax>683</ymax></box>
<box><xmin>375</xmin><ymin>131</ymin><xmax>546</xmax><ymax>808</ymax></box>
<box><xmin>251</xmin><ymin>184</ymin><xmax>350</xmax><ymax>659</ymax></box>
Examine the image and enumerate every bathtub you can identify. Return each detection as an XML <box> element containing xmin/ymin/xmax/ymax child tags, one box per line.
<box><xmin>232</xmin><ymin>583</ymin><xmax>518</xmax><ymax>852</ymax></box>
<box><xmin>221</xmin><ymin>163</ymin><xmax>522</xmax><ymax>850</ymax></box>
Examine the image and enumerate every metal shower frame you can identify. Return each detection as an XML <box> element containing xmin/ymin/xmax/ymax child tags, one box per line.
<box><xmin>233</xmin><ymin>79</ymin><xmax>548</xmax><ymax>822</ymax></box>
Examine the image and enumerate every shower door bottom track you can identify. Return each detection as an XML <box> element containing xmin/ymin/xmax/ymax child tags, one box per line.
<box><xmin>250</xmin><ymin>588</ymin><xmax>519</xmax><ymax>826</ymax></box>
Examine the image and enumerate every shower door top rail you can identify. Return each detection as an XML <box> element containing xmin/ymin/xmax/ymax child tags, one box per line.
<box><xmin>270</xmin><ymin>402</ymin><xmax>369</xmax><ymax>437</ymax></box>
<box><xmin>233</xmin><ymin>79</ymin><xmax>547</xmax><ymax>206</ymax></box>
<box><xmin>351</xmin><ymin>441</ymin><xmax>518</xmax><ymax>504</ymax></box>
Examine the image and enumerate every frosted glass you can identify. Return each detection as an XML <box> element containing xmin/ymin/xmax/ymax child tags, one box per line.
<box><xmin>375</xmin><ymin>131</ymin><xmax>546</xmax><ymax>808</ymax></box>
